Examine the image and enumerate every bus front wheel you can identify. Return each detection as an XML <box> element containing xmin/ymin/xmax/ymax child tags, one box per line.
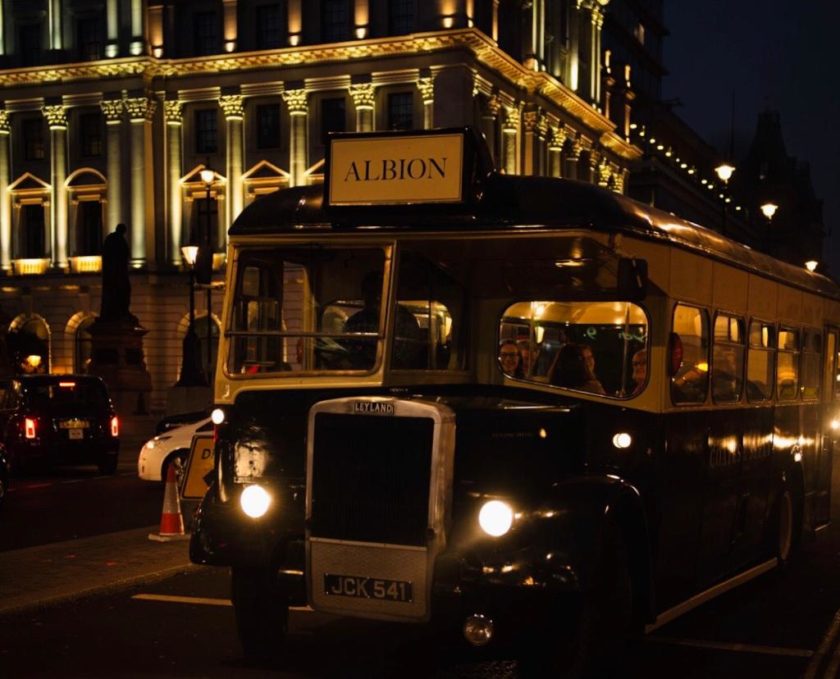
<box><xmin>518</xmin><ymin>520</ymin><xmax>634</xmax><ymax>678</ymax></box>
<box><xmin>231</xmin><ymin>567</ymin><xmax>289</xmax><ymax>661</ymax></box>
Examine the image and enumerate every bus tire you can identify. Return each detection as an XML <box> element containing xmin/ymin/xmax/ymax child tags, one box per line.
<box><xmin>231</xmin><ymin>566</ymin><xmax>289</xmax><ymax>661</ymax></box>
<box><xmin>774</xmin><ymin>482</ymin><xmax>803</xmax><ymax>568</ymax></box>
<box><xmin>518</xmin><ymin>520</ymin><xmax>633</xmax><ymax>678</ymax></box>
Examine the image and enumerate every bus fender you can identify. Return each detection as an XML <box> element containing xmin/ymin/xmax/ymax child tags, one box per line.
<box><xmin>544</xmin><ymin>477</ymin><xmax>654</xmax><ymax>623</ymax></box>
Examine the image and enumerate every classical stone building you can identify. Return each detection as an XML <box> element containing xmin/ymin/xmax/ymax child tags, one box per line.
<box><xmin>0</xmin><ymin>0</ymin><xmax>640</xmax><ymax>415</ymax></box>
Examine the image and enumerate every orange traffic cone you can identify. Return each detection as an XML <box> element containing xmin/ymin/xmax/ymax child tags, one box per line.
<box><xmin>148</xmin><ymin>463</ymin><xmax>189</xmax><ymax>542</ymax></box>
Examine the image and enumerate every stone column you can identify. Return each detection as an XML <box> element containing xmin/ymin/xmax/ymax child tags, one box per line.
<box><xmin>0</xmin><ymin>110</ymin><xmax>10</xmax><ymax>270</ymax></box>
<box><xmin>417</xmin><ymin>77</ymin><xmax>435</xmax><ymax>130</ymax></box>
<box><xmin>43</xmin><ymin>103</ymin><xmax>68</xmax><ymax>269</ymax></box>
<box><xmin>0</xmin><ymin>2</ymin><xmax>6</xmax><ymax>55</ymax></box>
<box><xmin>105</xmin><ymin>0</ymin><xmax>119</xmax><ymax>56</ymax></box>
<box><xmin>350</xmin><ymin>83</ymin><xmax>375</xmax><ymax>132</ymax></box>
<box><xmin>565</xmin><ymin>139</ymin><xmax>581</xmax><ymax>180</ymax></box>
<box><xmin>481</xmin><ymin>94</ymin><xmax>501</xmax><ymax>165</ymax></box>
<box><xmin>591</xmin><ymin>7</ymin><xmax>605</xmax><ymax>107</ymax></box>
<box><xmin>164</xmin><ymin>100</ymin><xmax>183</xmax><ymax>266</ymax></box>
<box><xmin>522</xmin><ymin>110</ymin><xmax>537</xmax><ymax>176</ymax></box>
<box><xmin>48</xmin><ymin>0</ymin><xmax>63</xmax><ymax>50</ymax></box>
<box><xmin>130</xmin><ymin>0</ymin><xmax>144</xmax><ymax>55</ymax></box>
<box><xmin>220</xmin><ymin>94</ymin><xmax>244</xmax><ymax>245</ymax></box>
<box><xmin>501</xmin><ymin>105</ymin><xmax>520</xmax><ymax>175</ymax></box>
<box><xmin>124</xmin><ymin>96</ymin><xmax>156</xmax><ymax>267</ymax></box>
<box><xmin>282</xmin><ymin>89</ymin><xmax>308</xmax><ymax>187</ymax></box>
<box><xmin>547</xmin><ymin>126</ymin><xmax>566</xmax><ymax>178</ymax></box>
<box><xmin>101</xmin><ymin>99</ymin><xmax>124</xmax><ymax>233</ymax></box>
<box><xmin>223</xmin><ymin>0</ymin><xmax>238</xmax><ymax>51</ymax></box>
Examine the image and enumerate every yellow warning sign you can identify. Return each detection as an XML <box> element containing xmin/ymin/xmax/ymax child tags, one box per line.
<box><xmin>181</xmin><ymin>433</ymin><xmax>214</xmax><ymax>500</ymax></box>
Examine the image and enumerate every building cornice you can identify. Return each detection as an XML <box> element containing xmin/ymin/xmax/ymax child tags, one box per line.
<box><xmin>0</xmin><ymin>29</ymin><xmax>642</xmax><ymax>160</ymax></box>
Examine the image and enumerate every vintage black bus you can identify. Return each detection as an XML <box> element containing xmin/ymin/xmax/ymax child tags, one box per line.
<box><xmin>190</xmin><ymin>129</ymin><xmax>840</xmax><ymax>675</ymax></box>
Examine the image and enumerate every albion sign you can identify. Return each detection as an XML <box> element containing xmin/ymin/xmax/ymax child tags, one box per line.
<box><xmin>328</xmin><ymin>132</ymin><xmax>464</xmax><ymax>206</ymax></box>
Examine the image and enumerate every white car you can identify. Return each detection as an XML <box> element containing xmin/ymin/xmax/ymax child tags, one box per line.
<box><xmin>137</xmin><ymin>417</ymin><xmax>213</xmax><ymax>482</ymax></box>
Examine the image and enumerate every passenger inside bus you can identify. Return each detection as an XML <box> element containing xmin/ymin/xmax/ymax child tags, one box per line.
<box><xmin>344</xmin><ymin>271</ymin><xmax>424</xmax><ymax>369</ymax></box>
<box><xmin>498</xmin><ymin>340</ymin><xmax>524</xmax><ymax>378</ymax></box>
<box><xmin>629</xmin><ymin>348</ymin><xmax>647</xmax><ymax>396</ymax></box>
<box><xmin>550</xmin><ymin>343</ymin><xmax>607</xmax><ymax>395</ymax></box>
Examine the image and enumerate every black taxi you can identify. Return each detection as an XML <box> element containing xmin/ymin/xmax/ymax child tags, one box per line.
<box><xmin>0</xmin><ymin>375</ymin><xmax>120</xmax><ymax>474</ymax></box>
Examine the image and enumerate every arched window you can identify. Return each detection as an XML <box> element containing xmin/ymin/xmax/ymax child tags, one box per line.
<box><xmin>8</xmin><ymin>315</ymin><xmax>50</xmax><ymax>374</ymax></box>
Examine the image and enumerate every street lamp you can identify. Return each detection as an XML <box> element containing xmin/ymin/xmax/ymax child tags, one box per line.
<box><xmin>805</xmin><ymin>260</ymin><xmax>819</xmax><ymax>273</ymax></box>
<box><xmin>715</xmin><ymin>163</ymin><xmax>735</xmax><ymax>236</ymax></box>
<box><xmin>199</xmin><ymin>164</ymin><xmax>215</xmax><ymax>381</ymax></box>
<box><xmin>760</xmin><ymin>202</ymin><xmax>779</xmax><ymax>255</ymax></box>
<box><xmin>177</xmin><ymin>245</ymin><xmax>207</xmax><ymax>386</ymax></box>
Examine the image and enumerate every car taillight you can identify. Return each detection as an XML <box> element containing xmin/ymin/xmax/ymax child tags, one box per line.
<box><xmin>110</xmin><ymin>416</ymin><xmax>119</xmax><ymax>437</ymax></box>
<box><xmin>24</xmin><ymin>417</ymin><xmax>36</xmax><ymax>439</ymax></box>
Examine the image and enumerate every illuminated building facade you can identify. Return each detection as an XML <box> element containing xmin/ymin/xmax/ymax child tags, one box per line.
<box><xmin>0</xmin><ymin>0</ymin><xmax>640</xmax><ymax>413</ymax></box>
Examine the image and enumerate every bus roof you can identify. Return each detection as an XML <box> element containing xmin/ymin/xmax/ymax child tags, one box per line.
<box><xmin>229</xmin><ymin>172</ymin><xmax>840</xmax><ymax>301</ymax></box>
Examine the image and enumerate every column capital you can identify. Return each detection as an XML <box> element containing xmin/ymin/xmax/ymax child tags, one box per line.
<box><xmin>485</xmin><ymin>94</ymin><xmax>502</xmax><ymax>118</ymax></box>
<box><xmin>281</xmin><ymin>89</ymin><xmax>308</xmax><ymax>115</ymax></box>
<box><xmin>523</xmin><ymin>110</ymin><xmax>539</xmax><ymax>134</ymax></box>
<box><xmin>548</xmin><ymin>125</ymin><xmax>567</xmax><ymax>151</ymax></box>
<box><xmin>43</xmin><ymin>104</ymin><xmax>68</xmax><ymax>130</ymax></box>
<box><xmin>417</xmin><ymin>77</ymin><xmax>435</xmax><ymax>105</ymax></box>
<box><xmin>0</xmin><ymin>110</ymin><xmax>9</xmax><ymax>134</ymax></box>
<box><xmin>125</xmin><ymin>97</ymin><xmax>156</xmax><ymax>122</ymax></box>
<box><xmin>164</xmin><ymin>100</ymin><xmax>183</xmax><ymax>124</ymax></box>
<box><xmin>502</xmin><ymin>104</ymin><xmax>521</xmax><ymax>131</ymax></box>
<box><xmin>101</xmin><ymin>99</ymin><xmax>124</xmax><ymax>122</ymax></box>
<box><xmin>349</xmin><ymin>83</ymin><xmax>375</xmax><ymax>110</ymax></box>
<box><xmin>219</xmin><ymin>94</ymin><xmax>244</xmax><ymax>120</ymax></box>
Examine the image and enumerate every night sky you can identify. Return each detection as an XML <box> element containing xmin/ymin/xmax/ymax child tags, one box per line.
<box><xmin>662</xmin><ymin>1</ymin><xmax>840</xmax><ymax>275</ymax></box>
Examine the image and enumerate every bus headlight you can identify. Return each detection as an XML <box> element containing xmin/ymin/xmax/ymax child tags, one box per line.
<box><xmin>478</xmin><ymin>500</ymin><xmax>514</xmax><ymax>537</ymax></box>
<box><xmin>612</xmin><ymin>432</ymin><xmax>632</xmax><ymax>449</ymax></box>
<box><xmin>240</xmin><ymin>485</ymin><xmax>272</xmax><ymax>518</ymax></box>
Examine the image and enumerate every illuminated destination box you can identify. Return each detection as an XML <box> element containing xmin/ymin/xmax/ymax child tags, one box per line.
<box><xmin>327</xmin><ymin>131</ymin><xmax>465</xmax><ymax>207</ymax></box>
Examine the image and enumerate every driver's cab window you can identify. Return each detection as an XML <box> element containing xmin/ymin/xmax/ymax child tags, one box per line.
<box><xmin>227</xmin><ymin>247</ymin><xmax>386</xmax><ymax>374</ymax></box>
<box><xmin>499</xmin><ymin>301</ymin><xmax>648</xmax><ymax>398</ymax></box>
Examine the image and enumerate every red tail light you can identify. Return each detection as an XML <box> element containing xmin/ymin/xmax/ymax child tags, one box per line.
<box><xmin>24</xmin><ymin>417</ymin><xmax>36</xmax><ymax>439</ymax></box>
<box><xmin>110</xmin><ymin>416</ymin><xmax>119</xmax><ymax>437</ymax></box>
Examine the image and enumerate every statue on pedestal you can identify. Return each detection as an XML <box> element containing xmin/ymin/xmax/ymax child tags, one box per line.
<box><xmin>87</xmin><ymin>223</ymin><xmax>151</xmax><ymax>414</ymax></box>
<box><xmin>100</xmin><ymin>223</ymin><xmax>136</xmax><ymax>324</ymax></box>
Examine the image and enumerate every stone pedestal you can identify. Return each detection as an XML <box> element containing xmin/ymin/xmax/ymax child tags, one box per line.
<box><xmin>87</xmin><ymin>317</ymin><xmax>152</xmax><ymax>416</ymax></box>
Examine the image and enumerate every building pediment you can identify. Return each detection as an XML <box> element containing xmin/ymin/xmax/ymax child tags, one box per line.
<box><xmin>8</xmin><ymin>173</ymin><xmax>50</xmax><ymax>192</ymax></box>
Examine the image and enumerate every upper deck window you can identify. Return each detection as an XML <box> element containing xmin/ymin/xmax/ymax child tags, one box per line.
<box><xmin>500</xmin><ymin>301</ymin><xmax>648</xmax><ymax>398</ymax></box>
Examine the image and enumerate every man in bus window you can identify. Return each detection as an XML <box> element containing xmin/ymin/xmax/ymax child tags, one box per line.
<box><xmin>344</xmin><ymin>272</ymin><xmax>424</xmax><ymax>368</ymax></box>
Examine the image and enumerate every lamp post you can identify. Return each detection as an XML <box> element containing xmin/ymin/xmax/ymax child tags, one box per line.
<box><xmin>805</xmin><ymin>260</ymin><xmax>819</xmax><ymax>273</ymax></box>
<box><xmin>760</xmin><ymin>201</ymin><xmax>778</xmax><ymax>255</ymax></box>
<box><xmin>199</xmin><ymin>165</ymin><xmax>215</xmax><ymax>381</ymax></box>
<box><xmin>715</xmin><ymin>163</ymin><xmax>735</xmax><ymax>236</ymax></box>
<box><xmin>177</xmin><ymin>244</ymin><xmax>207</xmax><ymax>386</ymax></box>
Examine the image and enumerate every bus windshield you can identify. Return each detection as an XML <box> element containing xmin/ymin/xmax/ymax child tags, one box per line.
<box><xmin>227</xmin><ymin>246</ymin><xmax>388</xmax><ymax>374</ymax></box>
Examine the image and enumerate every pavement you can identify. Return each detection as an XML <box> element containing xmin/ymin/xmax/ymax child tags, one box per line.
<box><xmin>0</xmin><ymin>525</ymin><xmax>196</xmax><ymax>616</ymax></box>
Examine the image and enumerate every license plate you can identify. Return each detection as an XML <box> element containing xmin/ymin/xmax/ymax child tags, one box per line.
<box><xmin>68</xmin><ymin>429</ymin><xmax>83</xmax><ymax>440</ymax></box>
<box><xmin>324</xmin><ymin>573</ymin><xmax>413</xmax><ymax>603</ymax></box>
<box><xmin>59</xmin><ymin>420</ymin><xmax>88</xmax><ymax>429</ymax></box>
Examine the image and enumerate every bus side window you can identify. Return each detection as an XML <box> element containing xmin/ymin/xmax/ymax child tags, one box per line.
<box><xmin>800</xmin><ymin>329</ymin><xmax>822</xmax><ymax>400</ymax></box>
<box><xmin>671</xmin><ymin>304</ymin><xmax>709</xmax><ymax>405</ymax></box>
<box><xmin>712</xmin><ymin>313</ymin><xmax>745</xmax><ymax>403</ymax></box>
<box><xmin>746</xmin><ymin>320</ymin><xmax>775</xmax><ymax>402</ymax></box>
<box><xmin>777</xmin><ymin>328</ymin><xmax>800</xmax><ymax>401</ymax></box>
